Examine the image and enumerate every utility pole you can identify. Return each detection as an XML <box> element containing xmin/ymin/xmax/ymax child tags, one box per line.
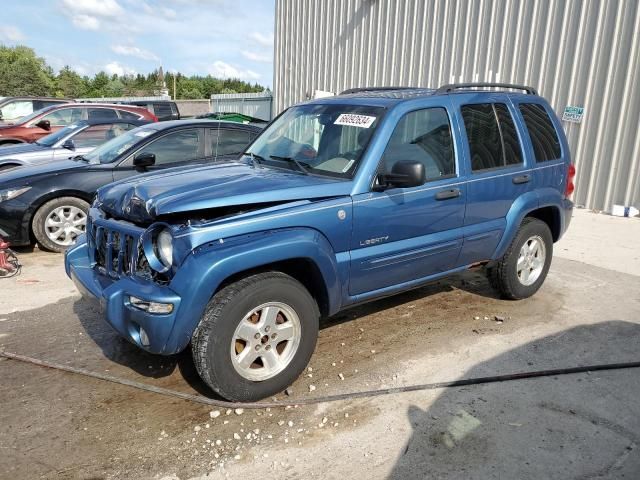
<box><xmin>173</xmin><ymin>74</ymin><xmax>177</xmax><ymax>100</ymax></box>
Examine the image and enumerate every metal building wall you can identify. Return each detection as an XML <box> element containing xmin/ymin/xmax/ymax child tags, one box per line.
<box><xmin>274</xmin><ymin>0</ymin><xmax>640</xmax><ymax>212</ymax></box>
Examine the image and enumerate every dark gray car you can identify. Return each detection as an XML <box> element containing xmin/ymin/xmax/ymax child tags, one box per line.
<box><xmin>0</xmin><ymin>120</ymin><xmax>149</xmax><ymax>171</ymax></box>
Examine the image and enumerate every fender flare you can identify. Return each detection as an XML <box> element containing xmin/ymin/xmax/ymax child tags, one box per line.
<box><xmin>164</xmin><ymin>227</ymin><xmax>343</xmax><ymax>352</ymax></box>
<box><xmin>492</xmin><ymin>191</ymin><xmax>540</xmax><ymax>259</ymax></box>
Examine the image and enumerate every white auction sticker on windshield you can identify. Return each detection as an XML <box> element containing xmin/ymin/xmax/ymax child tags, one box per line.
<box><xmin>135</xmin><ymin>130</ymin><xmax>153</xmax><ymax>137</ymax></box>
<box><xmin>334</xmin><ymin>113</ymin><xmax>376</xmax><ymax>128</ymax></box>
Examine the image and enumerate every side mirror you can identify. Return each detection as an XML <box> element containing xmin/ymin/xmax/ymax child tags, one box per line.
<box><xmin>35</xmin><ymin>119</ymin><xmax>51</xmax><ymax>131</ymax></box>
<box><xmin>133</xmin><ymin>152</ymin><xmax>156</xmax><ymax>169</ymax></box>
<box><xmin>377</xmin><ymin>160</ymin><xmax>425</xmax><ymax>189</ymax></box>
<box><xmin>62</xmin><ymin>139</ymin><xmax>75</xmax><ymax>150</ymax></box>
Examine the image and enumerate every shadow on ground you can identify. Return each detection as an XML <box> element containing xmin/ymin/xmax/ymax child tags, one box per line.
<box><xmin>71</xmin><ymin>268</ymin><xmax>499</xmax><ymax>395</ymax></box>
<box><xmin>388</xmin><ymin>321</ymin><xmax>640</xmax><ymax>479</ymax></box>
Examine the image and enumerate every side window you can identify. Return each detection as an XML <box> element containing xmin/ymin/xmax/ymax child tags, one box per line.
<box><xmin>118</xmin><ymin>109</ymin><xmax>142</xmax><ymax>120</ymax></box>
<box><xmin>0</xmin><ymin>101</ymin><xmax>34</xmax><ymax>121</ymax></box>
<box><xmin>494</xmin><ymin>104</ymin><xmax>523</xmax><ymax>166</ymax></box>
<box><xmin>72</xmin><ymin>124</ymin><xmax>137</xmax><ymax>148</ymax></box>
<box><xmin>41</xmin><ymin>107</ymin><xmax>83</xmax><ymax>126</ymax></box>
<box><xmin>88</xmin><ymin>108</ymin><xmax>119</xmax><ymax>121</ymax></box>
<box><xmin>136</xmin><ymin>129</ymin><xmax>201</xmax><ymax>165</ymax></box>
<box><xmin>519</xmin><ymin>103</ymin><xmax>561</xmax><ymax>162</ymax></box>
<box><xmin>381</xmin><ymin>107</ymin><xmax>455</xmax><ymax>182</ymax></box>
<box><xmin>153</xmin><ymin>103</ymin><xmax>173</xmax><ymax>119</ymax></box>
<box><xmin>210</xmin><ymin>129</ymin><xmax>251</xmax><ymax>156</ymax></box>
<box><xmin>461</xmin><ymin>103</ymin><xmax>524</xmax><ymax>172</ymax></box>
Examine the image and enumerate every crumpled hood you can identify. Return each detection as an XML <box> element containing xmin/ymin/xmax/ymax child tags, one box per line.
<box><xmin>97</xmin><ymin>161</ymin><xmax>352</xmax><ymax>223</ymax></box>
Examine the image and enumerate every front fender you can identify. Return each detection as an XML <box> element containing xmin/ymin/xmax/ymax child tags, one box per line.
<box><xmin>164</xmin><ymin>227</ymin><xmax>344</xmax><ymax>353</ymax></box>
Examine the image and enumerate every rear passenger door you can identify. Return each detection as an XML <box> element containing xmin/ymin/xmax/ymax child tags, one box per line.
<box><xmin>450</xmin><ymin>95</ymin><xmax>532</xmax><ymax>265</ymax></box>
<box><xmin>349</xmin><ymin>104</ymin><xmax>466</xmax><ymax>296</ymax></box>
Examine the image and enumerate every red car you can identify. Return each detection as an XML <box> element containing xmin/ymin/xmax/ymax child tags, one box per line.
<box><xmin>0</xmin><ymin>103</ymin><xmax>157</xmax><ymax>146</ymax></box>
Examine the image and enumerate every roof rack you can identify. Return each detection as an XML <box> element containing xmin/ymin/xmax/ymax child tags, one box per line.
<box><xmin>339</xmin><ymin>86</ymin><xmax>418</xmax><ymax>95</ymax></box>
<box><xmin>434</xmin><ymin>82</ymin><xmax>538</xmax><ymax>95</ymax></box>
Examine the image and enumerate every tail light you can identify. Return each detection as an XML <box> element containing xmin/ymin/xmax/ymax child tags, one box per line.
<box><xmin>565</xmin><ymin>163</ymin><xmax>576</xmax><ymax>197</ymax></box>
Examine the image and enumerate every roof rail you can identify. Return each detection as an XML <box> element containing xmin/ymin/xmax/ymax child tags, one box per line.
<box><xmin>434</xmin><ymin>82</ymin><xmax>538</xmax><ymax>96</ymax></box>
<box><xmin>339</xmin><ymin>86</ymin><xmax>417</xmax><ymax>95</ymax></box>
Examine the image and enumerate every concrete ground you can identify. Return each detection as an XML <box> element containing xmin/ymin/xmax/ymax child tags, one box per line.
<box><xmin>0</xmin><ymin>209</ymin><xmax>639</xmax><ymax>479</ymax></box>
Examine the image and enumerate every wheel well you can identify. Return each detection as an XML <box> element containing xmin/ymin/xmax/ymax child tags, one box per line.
<box><xmin>526</xmin><ymin>207</ymin><xmax>561</xmax><ymax>241</ymax></box>
<box><xmin>0</xmin><ymin>162</ymin><xmax>21</xmax><ymax>171</ymax></box>
<box><xmin>0</xmin><ymin>140</ymin><xmax>23</xmax><ymax>146</ymax></box>
<box><xmin>216</xmin><ymin>258</ymin><xmax>330</xmax><ymax>317</ymax></box>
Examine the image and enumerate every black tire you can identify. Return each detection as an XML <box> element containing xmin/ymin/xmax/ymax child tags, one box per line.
<box><xmin>487</xmin><ymin>218</ymin><xmax>553</xmax><ymax>300</ymax></box>
<box><xmin>192</xmin><ymin>272</ymin><xmax>320</xmax><ymax>401</ymax></box>
<box><xmin>32</xmin><ymin>196</ymin><xmax>90</xmax><ymax>253</ymax></box>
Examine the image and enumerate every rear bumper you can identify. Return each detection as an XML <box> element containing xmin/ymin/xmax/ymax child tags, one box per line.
<box><xmin>65</xmin><ymin>237</ymin><xmax>183</xmax><ymax>355</ymax></box>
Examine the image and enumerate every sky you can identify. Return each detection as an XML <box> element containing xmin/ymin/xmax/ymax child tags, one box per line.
<box><xmin>0</xmin><ymin>0</ymin><xmax>275</xmax><ymax>87</ymax></box>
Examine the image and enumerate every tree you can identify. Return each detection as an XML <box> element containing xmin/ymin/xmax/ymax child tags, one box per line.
<box><xmin>0</xmin><ymin>44</ymin><xmax>268</xmax><ymax>99</ymax></box>
<box><xmin>55</xmin><ymin>66</ymin><xmax>88</xmax><ymax>98</ymax></box>
<box><xmin>0</xmin><ymin>45</ymin><xmax>55</xmax><ymax>95</ymax></box>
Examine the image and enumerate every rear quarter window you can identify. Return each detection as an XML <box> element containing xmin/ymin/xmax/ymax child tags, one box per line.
<box><xmin>518</xmin><ymin>103</ymin><xmax>561</xmax><ymax>162</ymax></box>
<box><xmin>461</xmin><ymin>103</ymin><xmax>524</xmax><ymax>172</ymax></box>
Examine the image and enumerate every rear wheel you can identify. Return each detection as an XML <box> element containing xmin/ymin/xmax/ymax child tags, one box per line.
<box><xmin>487</xmin><ymin>218</ymin><xmax>553</xmax><ymax>299</ymax></box>
<box><xmin>32</xmin><ymin>197</ymin><xmax>89</xmax><ymax>253</ymax></box>
<box><xmin>192</xmin><ymin>272</ymin><xmax>319</xmax><ymax>401</ymax></box>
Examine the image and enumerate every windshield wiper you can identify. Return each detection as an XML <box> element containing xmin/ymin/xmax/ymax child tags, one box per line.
<box><xmin>269</xmin><ymin>155</ymin><xmax>311</xmax><ymax>175</ymax></box>
<box><xmin>244</xmin><ymin>151</ymin><xmax>265</xmax><ymax>168</ymax></box>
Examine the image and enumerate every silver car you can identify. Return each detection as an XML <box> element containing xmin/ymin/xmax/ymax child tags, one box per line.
<box><xmin>0</xmin><ymin>120</ymin><xmax>148</xmax><ymax>171</ymax></box>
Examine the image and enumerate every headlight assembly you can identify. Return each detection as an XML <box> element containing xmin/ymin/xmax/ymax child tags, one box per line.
<box><xmin>141</xmin><ymin>224</ymin><xmax>174</xmax><ymax>274</ymax></box>
<box><xmin>156</xmin><ymin>228</ymin><xmax>173</xmax><ymax>268</ymax></box>
<box><xmin>0</xmin><ymin>186</ymin><xmax>31</xmax><ymax>203</ymax></box>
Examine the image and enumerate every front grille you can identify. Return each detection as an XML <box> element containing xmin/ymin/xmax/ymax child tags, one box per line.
<box><xmin>88</xmin><ymin>215</ymin><xmax>142</xmax><ymax>278</ymax></box>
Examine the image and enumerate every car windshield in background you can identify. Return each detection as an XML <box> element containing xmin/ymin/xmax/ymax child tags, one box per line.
<box><xmin>245</xmin><ymin>104</ymin><xmax>385</xmax><ymax>178</ymax></box>
<box><xmin>84</xmin><ymin>127</ymin><xmax>153</xmax><ymax>164</ymax></box>
<box><xmin>36</xmin><ymin>123</ymin><xmax>85</xmax><ymax>147</ymax></box>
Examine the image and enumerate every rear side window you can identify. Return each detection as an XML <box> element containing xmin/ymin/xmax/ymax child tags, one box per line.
<box><xmin>461</xmin><ymin>103</ymin><xmax>523</xmax><ymax>171</ymax></box>
<box><xmin>519</xmin><ymin>103</ymin><xmax>561</xmax><ymax>161</ymax></box>
<box><xmin>153</xmin><ymin>103</ymin><xmax>174</xmax><ymax>119</ymax></box>
<box><xmin>88</xmin><ymin>108</ymin><xmax>118</xmax><ymax>121</ymax></box>
<box><xmin>382</xmin><ymin>107</ymin><xmax>455</xmax><ymax>182</ymax></box>
<box><xmin>119</xmin><ymin>110</ymin><xmax>142</xmax><ymax>120</ymax></box>
<box><xmin>211</xmin><ymin>128</ymin><xmax>251</xmax><ymax>156</ymax></box>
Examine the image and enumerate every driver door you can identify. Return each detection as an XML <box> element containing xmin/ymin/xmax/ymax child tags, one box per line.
<box><xmin>349</xmin><ymin>105</ymin><xmax>466</xmax><ymax>296</ymax></box>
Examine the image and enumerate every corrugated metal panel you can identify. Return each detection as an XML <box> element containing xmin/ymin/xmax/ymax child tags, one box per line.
<box><xmin>210</xmin><ymin>92</ymin><xmax>273</xmax><ymax>121</ymax></box>
<box><xmin>274</xmin><ymin>0</ymin><xmax>640</xmax><ymax>212</ymax></box>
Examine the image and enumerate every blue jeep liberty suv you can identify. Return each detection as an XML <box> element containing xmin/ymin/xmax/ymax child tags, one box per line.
<box><xmin>65</xmin><ymin>83</ymin><xmax>575</xmax><ymax>401</ymax></box>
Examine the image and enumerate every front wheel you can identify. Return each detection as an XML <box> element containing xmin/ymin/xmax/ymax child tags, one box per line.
<box><xmin>192</xmin><ymin>272</ymin><xmax>319</xmax><ymax>401</ymax></box>
<box><xmin>487</xmin><ymin>218</ymin><xmax>553</xmax><ymax>300</ymax></box>
<box><xmin>32</xmin><ymin>197</ymin><xmax>89</xmax><ymax>253</ymax></box>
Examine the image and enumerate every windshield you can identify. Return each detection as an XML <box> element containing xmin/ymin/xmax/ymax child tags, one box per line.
<box><xmin>36</xmin><ymin>123</ymin><xmax>85</xmax><ymax>147</ymax></box>
<box><xmin>84</xmin><ymin>126</ymin><xmax>155</xmax><ymax>164</ymax></box>
<box><xmin>246</xmin><ymin>104</ymin><xmax>384</xmax><ymax>178</ymax></box>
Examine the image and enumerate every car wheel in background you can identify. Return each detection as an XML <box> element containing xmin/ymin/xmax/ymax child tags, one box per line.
<box><xmin>487</xmin><ymin>218</ymin><xmax>553</xmax><ymax>300</ymax></box>
<box><xmin>192</xmin><ymin>272</ymin><xmax>320</xmax><ymax>402</ymax></box>
<box><xmin>32</xmin><ymin>196</ymin><xmax>90</xmax><ymax>253</ymax></box>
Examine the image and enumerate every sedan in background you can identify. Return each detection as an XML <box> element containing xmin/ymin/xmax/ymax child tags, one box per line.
<box><xmin>0</xmin><ymin>103</ymin><xmax>157</xmax><ymax>146</ymax></box>
<box><xmin>0</xmin><ymin>120</ymin><xmax>150</xmax><ymax>171</ymax></box>
<box><xmin>0</xmin><ymin>120</ymin><xmax>261</xmax><ymax>252</ymax></box>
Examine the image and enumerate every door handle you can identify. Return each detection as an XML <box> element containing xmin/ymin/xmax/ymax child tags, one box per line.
<box><xmin>512</xmin><ymin>174</ymin><xmax>531</xmax><ymax>185</ymax></box>
<box><xmin>435</xmin><ymin>188</ymin><xmax>461</xmax><ymax>200</ymax></box>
